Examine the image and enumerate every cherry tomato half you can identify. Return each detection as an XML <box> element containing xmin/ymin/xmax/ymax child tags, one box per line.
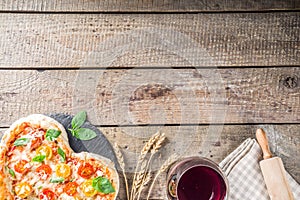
<box><xmin>36</xmin><ymin>164</ymin><xmax>52</xmax><ymax>179</ymax></box>
<box><xmin>78</xmin><ymin>163</ymin><xmax>95</xmax><ymax>179</ymax></box>
<box><xmin>14</xmin><ymin>160</ymin><xmax>30</xmax><ymax>174</ymax></box>
<box><xmin>30</xmin><ymin>137</ymin><xmax>43</xmax><ymax>150</ymax></box>
<box><xmin>64</xmin><ymin>182</ymin><xmax>79</xmax><ymax>196</ymax></box>
<box><xmin>15</xmin><ymin>182</ymin><xmax>32</xmax><ymax>198</ymax></box>
<box><xmin>55</xmin><ymin>163</ymin><xmax>71</xmax><ymax>178</ymax></box>
<box><xmin>80</xmin><ymin>180</ymin><xmax>97</xmax><ymax>197</ymax></box>
<box><xmin>39</xmin><ymin>188</ymin><xmax>56</xmax><ymax>200</ymax></box>
<box><xmin>36</xmin><ymin>145</ymin><xmax>53</xmax><ymax>160</ymax></box>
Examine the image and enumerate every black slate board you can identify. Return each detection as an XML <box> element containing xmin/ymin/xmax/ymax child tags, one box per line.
<box><xmin>47</xmin><ymin>113</ymin><xmax>117</xmax><ymax>165</ymax></box>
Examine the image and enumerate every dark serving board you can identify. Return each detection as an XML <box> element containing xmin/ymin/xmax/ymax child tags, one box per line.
<box><xmin>48</xmin><ymin>113</ymin><xmax>117</xmax><ymax>165</ymax></box>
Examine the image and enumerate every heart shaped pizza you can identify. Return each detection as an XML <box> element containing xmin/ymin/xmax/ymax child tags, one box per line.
<box><xmin>0</xmin><ymin>114</ymin><xmax>119</xmax><ymax>200</ymax></box>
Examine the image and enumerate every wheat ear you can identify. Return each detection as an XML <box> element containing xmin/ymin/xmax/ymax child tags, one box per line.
<box><xmin>130</xmin><ymin>132</ymin><xmax>161</xmax><ymax>200</ymax></box>
<box><xmin>114</xmin><ymin>143</ymin><xmax>130</xmax><ymax>200</ymax></box>
<box><xmin>132</xmin><ymin>160</ymin><xmax>148</xmax><ymax>199</ymax></box>
<box><xmin>134</xmin><ymin>133</ymin><xmax>166</xmax><ymax>200</ymax></box>
<box><xmin>136</xmin><ymin>172</ymin><xmax>151</xmax><ymax>200</ymax></box>
<box><xmin>146</xmin><ymin>154</ymin><xmax>179</xmax><ymax>200</ymax></box>
<box><xmin>151</xmin><ymin>133</ymin><xmax>165</xmax><ymax>154</ymax></box>
<box><xmin>142</xmin><ymin>132</ymin><xmax>166</xmax><ymax>186</ymax></box>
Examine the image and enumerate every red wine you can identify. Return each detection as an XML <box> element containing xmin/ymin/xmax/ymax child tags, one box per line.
<box><xmin>177</xmin><ymin>166</ymin><xmax>227</xmax><ymax>200</ymax></box>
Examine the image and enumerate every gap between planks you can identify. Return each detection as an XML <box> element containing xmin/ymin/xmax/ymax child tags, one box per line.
<box><xmin>0</xmin><ymin>0</ymin><xmax>299</xmax><ymax>12</ymax></box>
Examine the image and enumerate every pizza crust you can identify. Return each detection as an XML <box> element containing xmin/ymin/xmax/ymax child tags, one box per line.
<box><xmin>1</xmin><ymin>114</ymin><xmax>71</xmax><ymax>150</ymax></box>
<box><xmin>0</xmin><ymin>114</ymin><xmax>119</xmax><ymax>200</ymax></box>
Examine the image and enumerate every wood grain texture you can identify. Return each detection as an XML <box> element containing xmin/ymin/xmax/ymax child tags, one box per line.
<box><xmin>86</xmin><ymin>125</ymin><xmax>300</xmax><ymax>199</ymax></box>
<box><xmin>0</xmin><ymin>68</ymin><xmax>299</xmax><ymax>126</ymax></box>
<box><xmin>1</xmin><ymin>124</ymin><xmax>299</xmax><ymax>199</ymax></box>
<box><xmin>0</xmin><ymin>0</ymin><xmax>299</xmax><ymax>12</ymax></box>
<box><xmin>0</xmin><ymin>13</ymin><xmax>299</xmax><ymax>68</ymax></box>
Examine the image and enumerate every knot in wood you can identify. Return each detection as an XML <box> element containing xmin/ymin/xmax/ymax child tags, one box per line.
<box><xmin>129</xmin><ymin>84</ymin><xmax>173</xmax><ymax>101</ymax></box>
<box><xmin>281</xmin><ymin>75</ymin><xmax>298</xmax><ymax>89</ymax></box>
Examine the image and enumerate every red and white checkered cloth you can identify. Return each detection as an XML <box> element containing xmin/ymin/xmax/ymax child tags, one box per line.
<box><xmin>219</xmin><ymin>138</ymin><xmax>300</xmax><ymax>200</ymax></box>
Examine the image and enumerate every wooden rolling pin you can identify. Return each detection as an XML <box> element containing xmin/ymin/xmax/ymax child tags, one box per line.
<box><xmin>256</xmin><ymin>128</ymin><xmax>294</xmax><ymax>200</ymax></box>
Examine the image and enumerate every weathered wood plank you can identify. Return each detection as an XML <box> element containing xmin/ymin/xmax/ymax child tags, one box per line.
<box><xmin>0</xmin><ymin>0</ymin><xmax>299</xmax><ymax>12</ymax></box>
<box><xmin>0</xmin><ymin>13</ymin><xmax>299</xmax><ymax>68</ymax></box>
<box><xmin>1</xmin><ymin>124</ymin><xmax>299</xmax><ymax>199</ymax></box>
<box><xmin>0</xmin><ymin>68</ymin><xmax>299</xmax><ymax>126</ymax></box>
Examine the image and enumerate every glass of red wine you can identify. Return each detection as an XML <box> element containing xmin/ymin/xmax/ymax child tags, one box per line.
<box><xmin>167</xmin><ymin>156</ymin><xmax>228</xmax><ymax>200</ymax></box>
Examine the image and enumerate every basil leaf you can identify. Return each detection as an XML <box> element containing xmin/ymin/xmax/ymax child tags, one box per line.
<box><xmin>92</xmin><ymin>176</ymin><xmax>115</xmax><ymax>194</ymax></box>
<box><xmin>68</xmin><ymin>128</ymin><xmax>77</xmax><ymax>137</ymax></box>
<box><xmin>71</xmin><ymin>111</ymin><xmax>86</xmax><ymax>129</ymax></box>
<box><xmin>8</xmin><ymin>169</ymin><xmax>15</xmax><ymax>178</ymax></box>
<box><xmin>13</xmin><ymin>138</ymin><xmax>30</xmax><ymax>146</ymax></box>
<box><xmin>50</xmin><ymin>177</ymin><xmax>64</xmax><ymax>183</ymax></box>
<box><xmin>46</xmin><ymin>129</ymin><xmax>61</xmax><ymax>141</ymax></box>
<box><xmin>32</xmin><ymin>155</ymin><xmax>46</xmax><ymax>163</ymax></box>
<box><xmin>75</xmin><ymin>128</ymin><xmax>97</xmax><ymax>140</ymax></box>
<box><xmin>57</xmin><ymin>147</ymin><xmax>66</xmax><ymax>162</ymax></box>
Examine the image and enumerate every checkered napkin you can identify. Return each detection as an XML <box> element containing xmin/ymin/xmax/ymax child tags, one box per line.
<box><xmin>219</xmin><ymin>138</ymin><xmax>300</xmax><ymax>200</ymax></box>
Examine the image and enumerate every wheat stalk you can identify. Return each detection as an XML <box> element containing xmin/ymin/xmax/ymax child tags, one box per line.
<box><xmin>131</xmin><ymin>160</ymin><xmax>148</xmax><ymax>199</ymax></box>
<box><xmin>146</xmin><ymin>154</ymin><xmax>179</xmax><ymax>200</ymax></box>
<box><xmin>130</xmin><ymin>132</ymin><xmax>161</xmax><ymax>200</ymax></box>
<box><xmin>134</xmin><ymin>133</ymin><xmax>166</xmax><ymax>200</ymax></box>
<box><xmin>136</xmin><ymin>172</ymin><xmax>151</xmax><ymax>200</ymax></box>
<box><xmin>143</xmin><ymin>132</ymin><xmax>166</xmax><ymax>184</ymax></box>
<box><xmin>113</xmin><ymin>143</ymin><xmax>130</xmax><ymax>200</ymax></box>
<box><xmin>114</xmin><ymin>132</ymin><xmax>172</xmax><ymax>200</ymax></box>
<box><xmin>132</xmin><ymin>160</ymin><xmax>148</xmax><ymax>192</ymax></box>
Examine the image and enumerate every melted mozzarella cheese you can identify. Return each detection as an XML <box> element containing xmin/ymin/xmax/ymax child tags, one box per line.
<box><xmin>96</xmin><ymin>170</ymin><xmax>103</xmax><ymax>177</ymax></box>
<box><xmin>10</xmin><ymin>149</ymin><xmax>30</xmax><ymax>162</ymax></box>
<box><xmin>58</xmin><ymin>193</ymin><xmax>76</xmax><ymax>200</ymax></box>
<box><xmin>76</xmin><ymin>176</ymin><xmax>86</xmax><ymax>185</ymax></box>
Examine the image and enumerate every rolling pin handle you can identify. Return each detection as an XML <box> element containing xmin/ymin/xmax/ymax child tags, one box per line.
<box><xmin>256</xmin><ymin>128</ymin><xmax>272</xmax><ymax>160</ymax></box>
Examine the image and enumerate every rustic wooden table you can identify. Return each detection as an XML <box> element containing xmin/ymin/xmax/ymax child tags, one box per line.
<box><xmin>0</xmin><ymin>1</ymin><xmax>299</xmax><ymax>199</ymax></box>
